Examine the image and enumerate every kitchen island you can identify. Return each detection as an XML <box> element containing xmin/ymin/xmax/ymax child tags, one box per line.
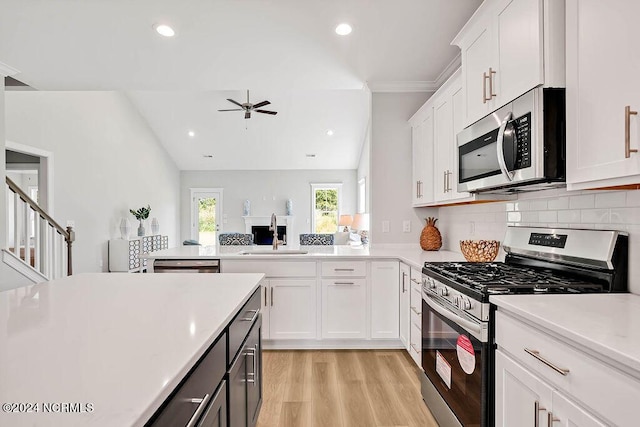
<box><xmin>0</xmin><ymin>272</ymin><xmax>264</xmax><ymax>427</ymax></box>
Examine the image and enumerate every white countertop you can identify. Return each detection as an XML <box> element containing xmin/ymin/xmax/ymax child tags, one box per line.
<box><xmin>491</xmin><ymin>293</ymin><xmax>640</xmax><ymax>375</ymax></box>
<box><xmin>0</xmin><ymin>272</ymin><xmax>264</xmax><ymax>427</ymax></box>
<box><xmin>142</xmin><ymin>244</ymin><xmax>466</xmax><ymax>270</ymax></box>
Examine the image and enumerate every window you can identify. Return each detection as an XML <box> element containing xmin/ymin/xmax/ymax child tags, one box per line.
<box><xmin>358</xmin><ymin>178</ymin><xmax>366</xmax><ymax>214</ymax></box>
<box><xmin>311</xmin><ymin>183</ymin><xmax>342</xmax><ymax>233</ymax></box>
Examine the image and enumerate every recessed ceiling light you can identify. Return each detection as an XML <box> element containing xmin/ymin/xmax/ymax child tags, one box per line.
<box><xmin>188</xmin><ymin>130</ymin><xmax>195</xmax><ymax>137</ymax></box>
<box><xmin>203</xmin><ymin>154</ymin><xmax>213</xmax><ymax>158</ymax></box>
<box><xmin>326</xmin><ymin>129</ymin><xmax>334</xmax><ymax>136</ymax></box>
<box><xmin>335</xmin><ymin>23</ymin><xmax>352</xmax><ymax>36</ymax></box>
<box><xmin>306</xmin><ymin>154</ymin><xmax>316</xmax><ymax>158</ymax></box>
<box><xmin>153</xmin><ymin>24</ymin><xmax>175</xmax><ymax>37</ymax></box>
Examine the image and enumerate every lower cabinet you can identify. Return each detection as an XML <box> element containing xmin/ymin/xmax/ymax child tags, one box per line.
<box><xmin>370</xmin><ymin>261</ymin><xmax>400</xmax><ymax>339</ymax></box>
<box><xmin>399</xmin><ymin>263</ymin><xmax>411</xmax><ymax>349</ymax></box>
<box><xmin>197</xmin><ymin>381</ymin><xmax>227</xmax><ymax>427</ymax></box>
<box><xmin>267</xmin><ymin>279</ymin><xmax>316</xmax><ymax>340</ymax></box>
<box><xmin>321</xmin><ymin>278</ymin><xmax>367</xmax><ymax>339</ymax></box>
<box><xmin>229</xmin><ymin>319</ymin><xmax>262</xmax><ymax>427</ymax></box>
<box><xmin>408</xmin><ymin>267</ymin><xmax>423</xmax><ymax>366</ymax></box>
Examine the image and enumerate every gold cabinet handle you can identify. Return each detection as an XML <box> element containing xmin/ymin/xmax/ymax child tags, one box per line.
<box><xmin>548</xmin><ymin>412</ymin><xmax>559</xmax><ymax>425</ymax></box>
<box><xmin>534</xmin><ymin>401</ymin><xmax>547</xmax><ymax>427</ymax></box>
<box><xmin>625</xmin><ymin>106</ymin><xmax>638</xmax><ymax>158</ymax></box>
<box><xmin>483</xmin><ymin>72</ymin><xmax>489</xmax><ymax>103</ymax></box>
<box><xmin>489</xmin><ymin>67</ymin><xmax>497</xmax><ymax>99</ymax></box>
<box><xmin>524</xmin><ymin>348</ymin><xmax>570</xmax><ymax>376</ymax></box>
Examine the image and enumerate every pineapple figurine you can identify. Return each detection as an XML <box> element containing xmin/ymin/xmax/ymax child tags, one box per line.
<box><xmin>420</xmin><ymin>217</ymin><xmax>442</xmax><ymax>251</ymax></box>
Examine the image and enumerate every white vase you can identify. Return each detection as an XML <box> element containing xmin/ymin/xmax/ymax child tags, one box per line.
<box><xmin>243</xmin><ymin>199</ymin><xmax>251</xmax><ymax>216</ymax></box>
<box><xmin>151</xmin><ymin>218</ymin><xmax>160</xmax><ymax>235</ymax></box>
<box><xmin>286</xmin><ymin>199</ymin><xmax>293</xmax><ymax>215</ymax></box>
<box><xmin>119</xmin><ymin>218</ymin><xmax>131</xmax><ymax>239</ymax></box>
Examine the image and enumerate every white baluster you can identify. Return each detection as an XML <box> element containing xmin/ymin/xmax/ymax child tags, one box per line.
<box><xmin>13</xmin><ymin>192</ymin><xmax>19</xmax><ymax>258</ymax></box>
<box><xmin>59</xmin><ymin>233</ymin><xmax>66</xmax><ymax>276</ymax></box>
<box><xmin>34</xmin><ymin>215</ymin><xmax>41</xmax><ymax>274</ymax></box>
<box><xmin>23</xmin><ymin>203</ymin><xmax>31</xmax><ymax>267</ymax></box>
<box><xmin>50</xmin><ymin>226</ymin><xmax>57</xmax><ymax>279</ymax></box>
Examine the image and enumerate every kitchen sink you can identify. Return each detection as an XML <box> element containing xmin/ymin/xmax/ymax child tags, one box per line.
<box><xmin>238</xmin><ymin>249</ymin><xmax>309</xmax><ymax>255</ymax></box>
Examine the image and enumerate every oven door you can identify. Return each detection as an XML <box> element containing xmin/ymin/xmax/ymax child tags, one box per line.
<box><xmin>421</xmin><ymin>294</ymin><xmax>489</xmax><ymax>427</ymax></box>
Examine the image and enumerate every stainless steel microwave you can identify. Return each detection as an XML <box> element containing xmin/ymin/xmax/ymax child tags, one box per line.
<box><xmin>457</xmin><ymin>87</ymin><xmax>565</xmax><ymax>193</ymax></box>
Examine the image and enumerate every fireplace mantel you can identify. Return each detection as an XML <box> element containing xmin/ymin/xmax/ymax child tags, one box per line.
<box><xmin>243</xmin><ymin>216</ymin><xmax>294</xmax><ymax>233</ymax></box>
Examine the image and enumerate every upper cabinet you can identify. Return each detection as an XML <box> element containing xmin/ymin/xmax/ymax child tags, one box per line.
<box><xmin>453</xmin><ymin>0</ymin><xmax>565</xmax><ymax>127</ymax></box>
<box><xmin>566</xmin><ymin>0</ymin><xmax>640</xmax><ymax>190</ymax></box>
<box><xmin>410</xmin><ymin>103</ymin><xmax>435</xmax><ymax>206</ymax></box>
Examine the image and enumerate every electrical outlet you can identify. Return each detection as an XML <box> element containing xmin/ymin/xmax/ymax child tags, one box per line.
<box><xmin>382</xmin><ymin>220</ymin><xmax>390</xmax><ymax>233</ymax></box>
<box><xmin>403</xmin><ymin>220</ymin><xmax>411</xmax><ymax>233</ymax></box>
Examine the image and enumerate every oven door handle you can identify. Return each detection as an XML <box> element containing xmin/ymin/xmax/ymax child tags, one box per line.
<box><xmin>423</xmin><ymin>293</ymin><xmax>487</xmax><ymax>342</ymax></box>
<box><xmin>496</xmin><ymin>111</ymin><xmax>515</xmax><ymax>182</ymax></box>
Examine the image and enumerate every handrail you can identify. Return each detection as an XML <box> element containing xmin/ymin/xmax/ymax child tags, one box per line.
<box><xmin>5</xmin><ymin>176</ymin><xmax>75</xmax><ymax>275</ymax></box>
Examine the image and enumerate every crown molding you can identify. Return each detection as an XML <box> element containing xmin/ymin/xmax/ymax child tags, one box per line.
<box><xmin>368</xmin><ymin>53</ymin><xmax>462</xmax><ymax>94</ymax></box>
<box><xmin>0</xmin><ymin>62</ymin><xmax>19</xmax><ymax>77</ymax></box>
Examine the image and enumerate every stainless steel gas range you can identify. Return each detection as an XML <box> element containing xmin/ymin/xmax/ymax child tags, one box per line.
<box><xmin>419</xmin><ymin>227</ymin><xmax>629</xmax><ymax>427</ymax></box>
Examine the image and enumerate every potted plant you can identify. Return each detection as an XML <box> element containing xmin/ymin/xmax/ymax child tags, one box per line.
<box><xmin>130</xmin><ymin>205</ymin><xmax>151</xmax><ymax>237</ymax></box>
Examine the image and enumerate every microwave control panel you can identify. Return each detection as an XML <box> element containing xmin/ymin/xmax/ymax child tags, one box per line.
<box><xmin>512</xmin><ymin>112</ymin><xmax>531</xmax><ymax>170</ymax></box>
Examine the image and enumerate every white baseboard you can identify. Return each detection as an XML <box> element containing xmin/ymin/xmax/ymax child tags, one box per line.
<box><xmin>2</xmin><ymin>249</ymin><xmax>48</xmax><ymax>284</ymax></box>
<box><xmin>263</xmin><ymin>338</ymin><xmax>405</xmax><ymax>350</ymax></box>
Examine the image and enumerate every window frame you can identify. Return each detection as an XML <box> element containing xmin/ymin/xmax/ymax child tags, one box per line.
<box><xmin>310</xmin><ymin>183</ymin><xmax>342</xmax><ymax>234</ymax></box>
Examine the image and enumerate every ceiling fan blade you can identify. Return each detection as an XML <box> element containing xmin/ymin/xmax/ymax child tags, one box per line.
<box><xmin>218</xmin><ymin>109</ymin><xmax>243</xmax><ymax>112</ymax></box>
<box><xmin>245</xmin><ymin>111</ymin><xmax>251</xmax><ymax>119</ymax></box>
<box><xmin>255</xmin><ymin>110</ymin><xmax>278</xmax><ymax>115</ymax></box>
<box><xmin>252</xmin><ymin>100</ymin><xmax>271</xmax><ymax>109</ymax></box>
<box><xmin>226</xmin><ymin>98</ymin><xmax>243</xmax><ymax>107</ymax></box>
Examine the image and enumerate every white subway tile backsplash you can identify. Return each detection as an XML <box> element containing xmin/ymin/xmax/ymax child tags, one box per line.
<box><xmin>530</xmin><ymin>200</ymin><xmax>548</xmax><ymax>211</ymax></box>
<box><xmin>569</xmin><ymin>194</ymin><xmax>595</xmax><ymax>209</ymax></box>
<box><xmin>547</xmin><ymin>197</ymin><xmax>569</xmax><ymax>210</ymax></box>
<box><xmin>611</xmin><ymin>207</ymin><xmax>640</xmax><ymax>224</ymax></box>
<box><xmin>538</xmin><ymin>211</ymin><xmax>558</xmax><ymax>223</ymax></box>
<box><xmin>581</xmin><ymin>209</ymin><xmax>610</xmax><ymax>224</ymax></box>
<box><xmin>595</xmin><ymin>192</ymin><xmax>627</xmax><ymax>208</ymax></box>
<box><xmin>627</xmin><ymin>190</ymin><xmax>640</xmax><ymax>207</ymax></box>
<box><xmin>557</xmin><ymin>210</ymin><xmax>581</xmax><ymax>223</ymax></box>
<box><xmin>507</xmin><ymin>212</ymin><xmax>522</xmax><ymax>222</ymax></box>
<box><xmin>514</xmin><ymin>201</ymin><xmax>530</xmax><ymax>211</ymax></box>
<box><xmin>521</xmin><ymin>212</ymin><xmax>540</xmax><ymax>223</ymax></box>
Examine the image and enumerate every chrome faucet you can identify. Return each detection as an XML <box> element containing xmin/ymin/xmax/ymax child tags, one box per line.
<box><xmin>270</xmin><ymin>213</ymin><xmax>279</xmax><ymax>250</ymax></box>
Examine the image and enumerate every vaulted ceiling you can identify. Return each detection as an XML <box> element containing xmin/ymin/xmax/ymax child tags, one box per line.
<box><xmin>0</xmin><ymin>0</ymin><xmax>481</xmax><ymax>170</ymax></box>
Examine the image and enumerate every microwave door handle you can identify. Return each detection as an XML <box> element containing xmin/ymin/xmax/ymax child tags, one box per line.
<box><xmin>497</xmin><ymin>112</ymin><xmax>515</xmax><ymax>181</ymax></box>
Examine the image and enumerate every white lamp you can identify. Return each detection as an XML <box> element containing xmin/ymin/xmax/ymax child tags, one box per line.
<box><xmin>338</xmin><ymin>214</ymin><xmax>353</xmax><ymax>232</ymax></box>
<box><xmin>351</xmin><ymin>213</ymin><xmax>370</xmax><ymax>244</ymax></box>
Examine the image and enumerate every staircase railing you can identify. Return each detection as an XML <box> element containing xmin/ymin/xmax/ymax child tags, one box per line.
<box><xmin>5</xmin><ymin>176</ymin><xmax>74</xmax><ymax>278</ymax></box>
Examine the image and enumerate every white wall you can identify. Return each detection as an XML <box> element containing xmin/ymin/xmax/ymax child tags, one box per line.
<box><xmin>370</xmin><ymin>92</ymin><xmax>437</xmax><ymax>244</ymax></box>
<box><xmin>180</xmin><ymin>170</ymin><xmax>357</xmax><ymax>244</ymax></box>
<box><xmin>5</xmin><ymin>91</ymin><xmax>180</xmax><ymax>273</ymax></box>
<box><xmin>438</xmin><ymin>188</ymin><xmax>640</xmax><ymax>294</ymax></box>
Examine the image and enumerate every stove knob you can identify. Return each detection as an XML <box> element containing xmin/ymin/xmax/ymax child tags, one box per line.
<box><xmin>461</xmin><ymin>297</ymin><xmax>472</xmax><ymax>310</ymax></box>
<box><xmin>453</xmin><ymin>296</ymin><xmax>460</xmax><ymax>307</ymax></box>
<box><xmin>429</xmin><ymin>279</ymin><xmax>437</xmax><ymax>289</ymax></box>
<box><xmin>439</xmin><ymin>287</ymin><xmax>449</xmax><ymax>297</ymax></box>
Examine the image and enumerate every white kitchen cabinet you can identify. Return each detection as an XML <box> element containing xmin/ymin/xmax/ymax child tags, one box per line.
<box><xmin>370</xmin><ymin>261</ymin><xmax>400</xmax><ymax>339</ymax></box>
<box><xmin>454</xmin><ymin>0</ymin><xmax>564</xmax><ymax>127</ymax></box>
<box><xmin>495</xmin><ymin>349</ymin><xmax>553</xmax><ymax>427</ymax></box>
<box><xmin>321</xmin><ymin>279</ymin><xmax>366</xmax><ymax>339</ymax></box>
<box><xmin>260</xmin><ymin>280</ymin><xmax>270</xmax><ymax>340</ymax></box>
<box><xmin>410</xmin><ymin>105</ymin><xmax>435</xmax><ymax>206</ymax></box>
<box><xmin>495</xmin><ymin>309</ymin><xmax>638</xmax><ymax>426</ymax></box>
<box><xmin>566</xmin><ymin>0</ymin><xmax>640</xmax><ymax>189</ymax></box>
<box><xmin>268</xmin><ymin>279</ymin><xmax>316</xmax><ymax>340</ymax></box>
<box><xmin>399</xmin><ymin>263</ymin><xmax>410</xmax><ymax>349</ymax></box>
<box><xmin>408</xmin><ymin>267</ymin><xmax>423</xmax><ymax>367</ymax></box>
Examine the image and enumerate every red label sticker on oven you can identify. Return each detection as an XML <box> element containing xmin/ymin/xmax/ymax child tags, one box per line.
<box><xmin>435</xmin><ymin>351</ymin><xmax>452</xmax><ymax>389</ymax></box>
<box><xmin>456</xmin><ymin>335</ymin><xmax>476</xmax><ymax>375</ymax></box>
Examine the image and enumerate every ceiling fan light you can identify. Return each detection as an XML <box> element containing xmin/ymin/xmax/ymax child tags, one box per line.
<box><xmin>335</xmin><ymin>23</ymin><xmax>352</xmax><ymax>36</ymax></box>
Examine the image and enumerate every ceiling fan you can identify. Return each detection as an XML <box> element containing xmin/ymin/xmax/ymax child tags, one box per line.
<box><xmin>218</xmin><ymin>90</ymin><xmax>278</xmax><ymax>119</ymax></box>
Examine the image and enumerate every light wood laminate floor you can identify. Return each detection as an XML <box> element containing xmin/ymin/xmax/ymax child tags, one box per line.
<box><xmin>256</xmin><ymin>350</ymin><xmax>438</xmax><ymax>427</ymax></box>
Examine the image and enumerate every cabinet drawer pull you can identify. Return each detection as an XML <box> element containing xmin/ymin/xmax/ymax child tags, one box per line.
<box><xmin>488</xmin><ymin>67</ymin><xmax>497</xmax><ymax>99</ymax></box>
<box><xmin>483</xmin><ymin>72</ymin><xmax>489</xmax><ymax>103</ymax></box>
<box><xmin>548</xmin><ymin>412</ymin><xmax>559</xmax><ymax>425</ymax></box>
<box><xmin>185</xmin><ymin>393</ymin><xmax>211</xmax><ymax>427</ymax></box>
<box><xmin>443</xmin><ymin>170</ymin><xmax>447</xmax><ymax>193</ymax></box>
<box><xmin>245</xmin><ymin>345</ymin><xmax>258</xmax><ymax>385</ymax></box>
<box><xmin>625</xmin><ymin>106</ymin><xmax>638</xmax><ymax>158</ymax></box>
<box><xmin>334</xmin><ymin>268</ymin><xmax>355</xmax><ymax>272</ymax></box>
<box><xmin>241</xmin><ymin>309</ymin><xmax>259</xmax><ymax>322</ymax></box>
<box><xmin>410</xmin><ymin>306</ymin><xmax>421</xmax><ymax>315</ymax></box>
<box><xmin>402</xmin><ymin>272</ymin><xmax>407</xmax><ymax>293</ymax></box>
<box><xmin>334</xmin><ymin>281</ymin><xmax>355</xmax><ymax>285</ymax></box>
<box><xmin>410</xmin><ymin>344</ymin><xmax>420</xmax><ymax>353</ymax></box>
<box><xmin>270</xmin><ymin>287</ymin><xmax>274</xmax><ymax>307</ymax></box>
<box><xmin>534</xmin><ymin>400</ymin><xmax>547</xmax><ymax>427</ymax></box>
<box><xmin>410</xmin><ymin>278</ymin><xmax>420</xmax><ymax>284</ymax></box>
<box><xmin>524</xmin><ymin>348</ymin><xmax>570</xmax><ymax>376</ymax></box>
